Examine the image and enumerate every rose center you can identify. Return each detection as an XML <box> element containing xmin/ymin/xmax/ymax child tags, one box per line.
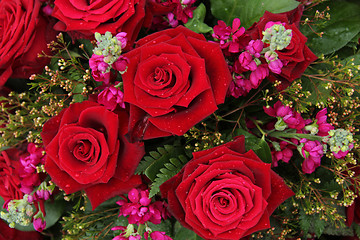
<box><xmin>150</xmin><ymin>66</ymin><xmax>175</xmax><ymax>88</ymax></box>
<box><xmin>73</xmin><ymin>140</ymin><xmax>94</xmax><ymax>163</ymax></box>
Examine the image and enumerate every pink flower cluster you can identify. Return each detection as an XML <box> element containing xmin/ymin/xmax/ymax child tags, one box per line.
<box><xmin>213</xmin><ymin>18</ymin><xmax>288</xmax><ymax>97</ymax></box>
<box><xmin>89</xmin><ymin>32</ymin><xmax>129</xmax><ymax>85</ymax></box>
<box><xmin>261</xmin><ymin>101</ymin><xmax>334</xmax><ymax>174</ymax></box>
<box><xmin>19</xmin><ymin>143</ymin><xmax>45</xmax><ymax>194</ymax></box>
<box><xmin>116</xmin><ymin>187</ymin><xmax>170</xmax><ymax>225</ymax></box>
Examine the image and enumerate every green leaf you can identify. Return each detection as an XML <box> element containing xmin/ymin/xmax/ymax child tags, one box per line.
<box><xmin>300</xmin><ymin>75</ymin><xmax>331</xmax><ymax>106</ymax></box>
<box><xmin>313</xmin><ymin>217</ymin><xmax>326</xmax><ymax>238</ymax></box>
<box><xmin>234</xmin><ymin>129</ymin><xmax>272</xmax><ymax>163</ymax></box>
<box><xmin>184</xmin><ymin>3</ymin><xmax>212</xmax><ymax>33</ymax></box>
<box><xmin>301</xmin><ymin>0</ymin><xmax>360</xmax><ymax>56</ymax></box>
<box><xmin>210</xmin><ymin>0</ymin><xmax>299</xmax><ymax>29</ymax></box>
<box><xmin>174</xmin><ymin>221</ymin><xmax>205</xmax><ymax>240</ymax></box>
<box><xmin>299</xmin><ymin>209</ymin><xmax>312</xmax><ymax>235</ymax></box>
<box><xmin>354</xmin><ymin>223</ymin><xmax>360</xmax><ymax>238</ymax></box>
<box><xmin>72</xmin><ymin>83</ymin><xmax>85</xmax><ymax>103</ymax></box>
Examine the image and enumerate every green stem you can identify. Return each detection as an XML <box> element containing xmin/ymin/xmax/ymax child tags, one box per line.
<box><xmin>268</xmin><ymin>132</ymin><xmax>323</xmax><ymax>141</ymax></box>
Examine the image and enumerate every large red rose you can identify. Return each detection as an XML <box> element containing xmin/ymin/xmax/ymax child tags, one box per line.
<box><xmin>160</xmin><ymin>136</ymin><xmax>294</xmax><ymax>240</ymax></box>
<box><xmin>0</xmin><ymin>149</ymin><xmax>23</xmax><ymax>203</ymax></box>
<box><xmin>52</xmin><ymin>0</ymin><xmax>146</xmax><ymax>47</ymax></box>
<box><xmin>246</xmin><ymin>11</ymin><xmax>317</xmax><ymax>89</ymax></box>
<box><xmin>0</xmin><ymin>220</ymin><xmax>42</xmax><ymax>240</ymax></box>
<box><xmin>0</xmin><ymin>0</ymin><xmax>55</xmax><ymax>87</ymax></box>
<box><xmin>122</xmin><ymin>26</ymin><xmax>232</xmax><ymax>140</ymax></box>
<box><xmin>41</xmin><ymin>101</ymin><xmax>144</xmax><ymax>209</ymax></box>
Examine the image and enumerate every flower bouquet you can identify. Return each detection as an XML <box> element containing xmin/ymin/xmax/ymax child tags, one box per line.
<box><xmin>0</xmin><ymin>0</ymin><xmax>359</xmax><ymax>239</ymax></box>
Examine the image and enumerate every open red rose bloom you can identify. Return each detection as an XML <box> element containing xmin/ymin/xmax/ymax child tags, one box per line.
<box><xmin>160</xmin><ymin>136</ymin><xmax>294</xmax><ymax>240</ymax></box>
<box><xmin>122</xmin><ymin>26</ymin><xmax>232</xmax><ymax>140</ymax></box>
<box><xmin>41</xmin><ymin>101</ymin><xmax>144</xmax><ymax>209</ymax></box>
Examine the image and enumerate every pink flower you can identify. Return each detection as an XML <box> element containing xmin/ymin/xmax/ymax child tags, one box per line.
<box><xmin>300</xmin><ymin>139</ymin><xmax>324</xmax><ymax>174</ymax></box>
<box><xmin>116</xmin><ymin>188</ymin><xmax>169</xmax><ymax>225</ymax></box>
<box><xmin>245</xmin><ymin>40</ymin><xmax>263</xmax><ymax>58</ymax></box>
<box><xmin>249</xmin><ymin>64</ymin><xmax>269</xmax><ymax>88</ymax></box>
<box><xmin>112</xmin><ymin>56</ymin><xmax>130</xmax><ymax>73</ymax></box>
<box><xmin>89</xmin><ymin>54</ymin><xmax>111</xmax><ymax>84</ymax></box>
<box><xmin>268</xmin><ymin>59</ymin><xmax>283</xmax><ymax>74</ymax></box>
<box><xmin>227</xmin><ymin>75</ymin><xmax>253</xmax><ymax>98</ymax></box>
<box><xmin>115</xmin><ymin>32</ymin><xmax>128</xmax><ymax>49</ymax></box>
<box><xmin>145</xmin><ymin>231</ymin><xmax>173</xmax><ymax>240</ymax></box>
<box><xmin>97</xmin><ymin>86</ymin><xmax>125</xmax><ymax>111</ymax></box>
<box><xmin>264</xmin><ymin>101</ymin><xmax>305</xmax><ymax>130</ymax></box>
<box><xmin>238</xmin><ymin>52</ymin><xmax>257</xmax><ymax>71</ymax></box>
<box><xmin>315</xmin><ymin>108</ymin><xmax>334</xmax><ymax>136</ymax></box>
<box><xmin>33</xmin><ymin>217</ymin><xmax>46</xmax><ymax>232</ymax></box>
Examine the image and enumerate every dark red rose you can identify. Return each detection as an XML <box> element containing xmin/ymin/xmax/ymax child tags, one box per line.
<box><xmin>160</xmin><ymin>136</ymin><xmax>294</xmax><ymax>240</ymax></box>
<box><xmin>0</xmin><ymin>0</ymin><xmax>55</xmax><ymax>87</ymax></box>
<box><xmin>0</xmin><ymin>149</ymin><xmax>23</xmax><ymax>203</ymax></box>
<box><xmin>246</xmin><ymin>11</ymin><xmax>317</xmax><ymax>89</ymax></box>
<box><xmin>346</xmin><ymin>166</ymin><xmax>360</xmax><ymax>226</ymax></box>
<box><xmin>122</xmin><ymin>26</ymin><xmax>232</xmax><ymax>140</ymax></box>
<box><xmin>41</xmin><ymin>101</ymin><xmax>145</xmax><ymax>209</ymax></box>
<box><xmin>52</xmin><ymin>0</ymin><xmax>146</xmax><ymax>48</ymax></box>
<box><xmin>0</xmin><ymin>220</ymin><xmax>43</xmax><ymax>240</ymax></box>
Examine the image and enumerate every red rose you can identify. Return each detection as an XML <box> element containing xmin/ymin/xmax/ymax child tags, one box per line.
<box><xmin>0</xmin><ymin>220</ymin><xmax>43</xmax><ymax>240</ymax></box>
<box><xmin>52</xmin><ymin>0</ymin><xmax>146</xmax><ymax>47</ymax></box>
<box><xmin>41</xmin><ymin>101</ymin><xmax>144</xmax><ymax>209</ymax></box>
<box><xmin>160</xmin><ymin>136</ymin><xmax>294</xmax><ymax>240</ymax></box>
<box><xmin>346</xmin><ymin>166</ymin><xmax>360</xmax><ymax>226</ymax></box>
<box><xmin>122</xmin><ymin>26</ymin><xmax>232</xmax><ymax>140</ymax></box>
<box><xmin>0</xmin><ymin>149</ymin><xmax>23</xmax><ymax>203</ymax></box>
<box><xmin>246</xmin><ymin>11</ymin><xmax>317</xmax><ymax>89</ymax></box>
<box><xmin>0</xmin><ymin>0</ymin><xmax>55</xmax><ymax>87</ymax></box>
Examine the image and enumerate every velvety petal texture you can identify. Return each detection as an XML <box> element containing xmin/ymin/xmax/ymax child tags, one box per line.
<box><xmin>0</xmin><ymin>0</ymin><xmax>55</xmax><ymax>87</ymax></box>
<box><xmin>52</xmin><ymin>0</ymin><xmax>146</xmax><ymax>47</ymax></box>
<box><xmin>122</xmin><ymin>26</ymin><xmax>232</xmax><ymax>140</ymax></box>
<box><xmin>41</xmin><ymin>101</ymin><xmax>145</xmax><ymax>209</ymax></box>
<box><xmin>160</xmin><ymin>136</ymin><xmax>294</xmax><ymax>240</ymax></box>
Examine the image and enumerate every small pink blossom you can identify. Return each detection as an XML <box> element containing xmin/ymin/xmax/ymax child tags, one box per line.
<box><xmin>167</xmin><ymin>13</ymin><xmax>178</xmax><ymax>28</ymax></box>
<box><xmin>116</xmin><ymin>188</ymin><xmax>169</xmax><ymax>225</ymax></box>
<box><xmin>33</xmin><ymin>217</ymin><xmax>46</xmax><ymax>232</ymax></box>
<box><xmin>145</xmin><ymin>231</ymin><xmax>173</xmax><ymax>240</ymax></box>
<box><xmin>227</xmin><ymin>75</ymin><xmax>253</xmax><ymax>98</ymax></box>
<box><xmin>300</xmin><ymin>139</ymin><xmax>324</xmax><ymax>174</ymax></box>
<box><xmin>268</xmin><ymin>59</ymin><xmax>283</xmax><ymax>74</ymax></box>
<box><xmin>42</xmin><ymin>5</ymin><xmax>53</xmax><ymax>15</ymax></box>
<box><xmin>264</xmin><ymin>101</ymin><xmax>305</xmax><ymax>130</ymax></box>
<box><xmin>97</xmin><ymin>86</ymin><xmax>125</xmax><ymax>111</ymax></box>
<box><xmin>112</xmin><ymin>56</ymin><xmax>129</xmax><ymax>73</ymax></box>
<box><xmin>315</xmin><ymin>108</ymin><xmax>334</xmax><ymax>136</ymax></box>
<box><xmin>115</xmin><ymin>32</ymin><xmax>128</xmax><ymax>49</ymax></box>
<box><xmin>238</xmin><ymin>52</ymin><xmax>257</xmax><ymax>71</ymax></box>
<box><xmin>245</xmin><ymin>40</ymin><xmax>263</xmax><ymax>58</ymax></box>
<box><xmin>264</xmin><ymin>21</ymin><xmax>285</xmax><ymax>31</ymax></box>
<box><xmin>249</xmin><ymin>64</ymin><xmax>269</xmax><ymax>88</ymax></box>
<box><xmin>89</xmin><ymin>54</ymin><xmax>111</xmax><ymax>84</ymax></box>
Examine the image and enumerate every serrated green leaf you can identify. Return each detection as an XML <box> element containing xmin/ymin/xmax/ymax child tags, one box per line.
<box><xmin>178</xmin><ymin>154</ymin><xmax>189</xmax><ymax>164</ymax></box>
<box><xmin>135</xmin><ymin>156</ymin><xmax>155</xmax><ymax>174</ymax></box>
<box><xmin>313</xmin><ymin>217</ymin><xmax>326</xmax><ymax>238</ymax></box>
<box><xmin>164</xmin><ymin>162</ymin><xmax>177</xmax><ymax>171</ymax></box>
<box><xmin>301</xmin><ymin>0</ymin><xmax>360</xmax><ymax>56</ymax></box>
<box><xmin>144</xmin><ymin>145</ymin><xmax>187</xmax><ymax>181</ymax></box>
<box><xmin>157</xmin><ymin>147</ymin><xmax>167</xmax><ymax>155</ymax></box>
<box><xmin>150</xmin><ymin>151</ymin><xmax>161</xmax><ymax>159</ymax></box>
<box><xmin>164</xmin><ymin>145</ymin><xmax>174</xmax><ymax>152</ymax></box>
<box><xmin>210</xmin><ymin>0</ymin><xmax>299</xmax><ymax>29</ymax></box>
<box><xmin>174</xmin><ymin>221</ymin><xmax>205</xmax><ymax>240</ymax></box>
<box><xmin>299</xmin><ymin>210</ymin><xmax>312</xmax><ymax>235</ymax></box>
<box><xmin>184</xmin><ymin>3</ymin><xmax>212</xmax><ymax>33</ymax></box>
<box><xmin>169</xmin><ymin>158</ymin><xmax>183</xmax><ymax>168</ymax></box>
